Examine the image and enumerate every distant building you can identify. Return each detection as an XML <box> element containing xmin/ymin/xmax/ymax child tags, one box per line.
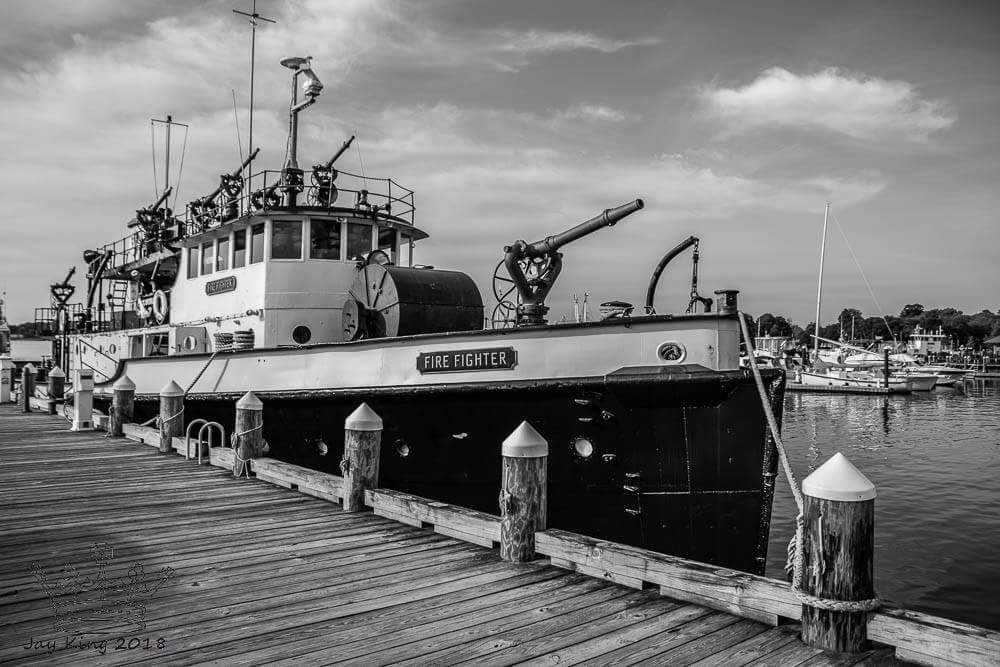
<box><xmin>754</xmin><ymin>335</ymin><xmax>792</xmax><ymax>356</ymax></box>
<box><xmin>906</xmin><ymin>325</ymin><xmax>949</xmax><ymax>358</ymax></box>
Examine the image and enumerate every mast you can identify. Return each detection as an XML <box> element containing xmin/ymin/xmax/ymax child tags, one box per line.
<box><xmin>164</xmin><ymin>114</ymin><xmax>171</xmax><ymax>193</ymax></box>
<box><xmin>233</xmin><ymin>1</ymin><xmax>276</xmax><ymax>156</ymax></box>
<box><xmin>813</xmin><ymin>202</ymin><xmax>830</xmax><ymax>363</ymax></box>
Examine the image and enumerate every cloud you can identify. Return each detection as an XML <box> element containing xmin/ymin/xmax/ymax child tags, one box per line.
<box><xmin>700</xmin><ymin>67</ymin><xmax>956</xmax><ymax>141</ymax></box>
<box><xmin>490</xmin><ymin>29</ymin><xmax>660</xmax><ymax>55</ymax></box>
<box><xmin>555</xmin><ymin>104</ymin><xmax>635</xmax><ymax>123</ymax></box>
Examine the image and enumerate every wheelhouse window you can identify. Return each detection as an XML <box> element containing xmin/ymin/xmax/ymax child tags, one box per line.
<box><xmin>377</xmin><ymin>226</ymin><xmax>397</xmax><ymax>259</ymax></box>
<box><xmin>271</xmin><ymin>220</ymin><xmax>303</xmax><ymax>259</ymax></box>
<box><xmin>217</xmin><ymin>236</ymin><xmax>230</xmax><ymax>271</ymax></box>
<box><xmin>187</xmin><ymin>246</ymin><xmax>199</xmax><ymax>279</ymax></box>
<box><xmin>233</xmin><ymin>228</ymin><xmax>247</xmax><ymax>268</ymax></box>
<box><xmin>310</xmin><ymin>219</ymin><xmax>341</xmax><ymax>260</ymax></box>
<box><xmin>250</xmin><ymin>223</ymin><xmax>265</xmax><ymax>264</ymax></box>
<box><xmin>346</xmin><ymin>222</ymin><xmax>371</xmax><ymax>261</ymax></box>
<box><xmin>201</xmin><ymin>241</ymin><xmax>214</xmax><ymax>275</ymax></box>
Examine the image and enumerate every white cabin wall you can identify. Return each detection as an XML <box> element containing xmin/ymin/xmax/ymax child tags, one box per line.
<box><xmin>263</xmin><ymin>259</ymin><xmax>357</xmax><ymax>346</ymax></box>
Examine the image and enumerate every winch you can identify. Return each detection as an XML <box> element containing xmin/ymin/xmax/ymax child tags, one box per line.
<box><xmin>342</xmin><ymin>262</ymin><xmax>484</xmax><ymax>340</ymax></box>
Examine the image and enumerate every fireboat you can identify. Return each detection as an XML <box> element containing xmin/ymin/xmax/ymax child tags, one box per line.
<box><xmin>39</xmin><ymin>55</ymin><xmax>784</xmax><ymax>575</ymax></box>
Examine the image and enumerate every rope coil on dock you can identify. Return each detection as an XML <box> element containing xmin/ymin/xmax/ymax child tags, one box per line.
<box><xmin>737</xmin><ymin>312</ymin><xmax>881</xmax><ymax>614</ymax></box>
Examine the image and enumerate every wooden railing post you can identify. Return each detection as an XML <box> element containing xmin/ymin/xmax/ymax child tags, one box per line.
<box><xmin>46</xmin><ymin>366</ymin><xmax>65</xmax><ymax>415</ymax></box>
<box><xmin>21</xmin><ymin>364</ymin><xmax>35</xmax><ymax>412</ymax></box>
<box><xmin>499</xmin><ymin>421</ymin><xmax>548</xmax><ymax>563</ymax></box>
<box><xmin>234</xmin><ymin>391</ymin><xmax>264</xmax><ymax>475</ymax></box>
<box><xmin>159</xmin><ymin>380</ymin><xmax>184</xmax><ymax>453</ymax></box>
<box><xmin>341</xmin><ymin>403</ymin><xmax>382</xmax><ymax>511</ymax></box>
<box><xmin>110</xmin><ymin>375</ymin><xmax>135</xmax><ymax>437</ymax></box>
<box><xmin>801</xmin><ymin>452</ymin><xmax>876</xmax><ymax>653</ymax></box>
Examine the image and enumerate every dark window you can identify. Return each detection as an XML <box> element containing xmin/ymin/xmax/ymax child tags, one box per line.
<box><xmin>217</xmin><ymin>236</ymin><xmax>230</xmax><ymax>271</ymax></box>
<box><xmin>250</xmin><ymin>224</ymin><xmax>265</xmax><ymax>264</ymax></box>
<box><xmin>271</xmin><ymin>220</ymin><xmax>303</xmax><ymax>259</ymax></box>
<box><xmin>187</xmin><ymin>247</ymin><xmax>199</xmax><ymax>279</ymax></box>
<box><xmin>292</xmin><ymin>325</ymin><xmax>312</xmax><ymax>344</ymax></box>
<box><xmin>201</xmin><ymin>242</ymin><xmax>214</xmax><ymax>275</ymax></box>
<box><xmin>346</xmin><ymin>223</ymin><xmax>371</xmax><ymax>261</ymax></box>
<box><xmin>233</xmin><ymin>228</ymin><xmax>247</xmax><ymax>268</ymax></box>
<box><xmin>377</xmin><ymin>227</ymin><xmax>397</xmax><ymax>258</ymax></box>
<box><xmin>310</xmin><ymin>219</ymin><xmax>341</xmax><ymax>260</ymax></box>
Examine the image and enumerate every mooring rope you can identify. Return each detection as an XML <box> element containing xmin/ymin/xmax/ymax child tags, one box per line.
<box><xmin>737</xmin><ymin>312</ymin><xmax>880</xmax><ymax>613</ymax></box>
<box><xmin>231</xmin><ymin>423</ymin><xmax>262</xmax><ymax>478</ymax></box>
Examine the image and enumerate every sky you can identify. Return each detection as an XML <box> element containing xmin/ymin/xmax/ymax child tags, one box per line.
<box><xmin>1</xmin><ymin>0</ymin><xmax>997</xmax><ymax>325</ymax></box>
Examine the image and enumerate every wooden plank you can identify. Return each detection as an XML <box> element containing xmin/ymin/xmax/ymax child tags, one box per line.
<box><xmin>375</xmin><ymin>506</ymin><xmax>423</xmax><ymax>527</ymax></box>
<box><xmin>252</xmin><ymin>458</ymin><xmax>345</xmax><ymax>501</ymax></box>
<box><xmin>550</xmin><ymin>555</ymin><xmax>645</xmax><ymax>590</ymax></box>
<box><xmin>515</xmin><ymin>604</ymin><xmax>712</xmax><ymax>666</ymax></box>
<box><xmin>366</xmin><ymin>488</ymin><xmax>501</xmax><ymax>542</ymax></box>
<box><xmin>653</xmin><ymin>618</ymin><xmax>770</xmax><ymax>664</ymax></box>
<box><xmin>868</xmin><ymin>608</ymin><xmax>1000</xmax><ymax>666</ymax></box>
<box><xmin>589</xmin><ymin>610</ymin><xmax>741</xmax><ymax>665</ymax></box>
<box><xmin>660</xmin><ymin>583</ymin><xmax>779</xmax><ymax>626</ymax></box>
<box><xmin>536</xmin><ymin>528</ymin><xmax>800</xmax><ymax>620</ymax></box>
<box><xmin>123</xmin><ymin>422</ymin><xmax>162</xmax><ymax>447</ymax></box>
<box><xmin>686</xmin><ymin>624</ymin><xmax>800</xmax><ymax>665</ymax></box>
<box><xmin>434</xmin><ymin>523</ymin><xmax>494</xmax><ymax>548</ymax></box>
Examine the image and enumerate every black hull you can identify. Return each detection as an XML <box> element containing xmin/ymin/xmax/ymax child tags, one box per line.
<box><xmin>122</xmin><ymin>367</ymin><xmax>784</xmax><ymax>574</ymax></box>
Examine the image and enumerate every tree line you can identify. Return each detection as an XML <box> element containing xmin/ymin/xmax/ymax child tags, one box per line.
<box><xmin>755</xmin><ymin>304</ymin><xmax>1000</xmax><ymax>349</ymax></box>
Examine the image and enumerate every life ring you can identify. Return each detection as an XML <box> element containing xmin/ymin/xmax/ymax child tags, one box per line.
<box><xmin>152</xmin><ymin>290</ymin><xmax>169</xmax><ymax>324</ymax></box>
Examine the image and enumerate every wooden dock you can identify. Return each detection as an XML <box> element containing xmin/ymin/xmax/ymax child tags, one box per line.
<box><xmin>2</xmin><ymin>404</ymin><xmax>997</xmax><ymax>665</ymax></box>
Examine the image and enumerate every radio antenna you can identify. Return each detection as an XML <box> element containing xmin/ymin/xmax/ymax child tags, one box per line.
<box><xmin>233</xmin><ymin>0</ymin><xmax>276</xmax><ymax>157</ymax></box>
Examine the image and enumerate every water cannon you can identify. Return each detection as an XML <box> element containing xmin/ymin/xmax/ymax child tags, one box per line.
<box><xmin>189</xmin><ymin>148</ymin><xmax>260</xmax><ymax>227</ymax></box>
<box><xmin>310</xmin><ymin>135</ymin><xmax>355</xmax><ymax>206</ymax></box>
<box><xmin>493</xmin><ymin>199</ymin><xmax>644</xmax><ymax>327</ymax></box>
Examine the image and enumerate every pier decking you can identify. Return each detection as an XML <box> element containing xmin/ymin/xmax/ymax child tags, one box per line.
<box><xmin>3</xmin><ymin>405</ymin><xmax>996</xmax><ymax>665</ymax></box>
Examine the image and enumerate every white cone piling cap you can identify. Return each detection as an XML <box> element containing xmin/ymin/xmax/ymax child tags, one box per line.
<box><xmin>49</xmin><ymin>366</ymin><xmax>66</xmax><ymax>379</ymax></box>
<box><xmin>236</xmin><ymin>391</ymin><xmax>263</xmax><ymax>411</ymax></box>
<box><xmin>345</xmin><ymin>402</ymin><xmax>382</xmax><ymax>431</ymax></box>
<box><xmin>159</xmin><ymin>380</ymin><xmax>184</xmax><ymax>398</ymax></box>
<box><xmin>113</xmin><ymin>375</ymin><xmax>134</xmax><ymax>391</ymax></box>
<box><xmin>802</xmin><ymin>452</ymin><xmax>876</xmax><ymax>502</ymax></box>
<box><xmin>502</xmin><ymin>421</ymin><xmax>548</xmax><ymax>458</ymax></box>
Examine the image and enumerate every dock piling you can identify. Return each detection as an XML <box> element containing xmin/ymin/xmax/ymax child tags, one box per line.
<box><xmin>21</xmin><ymin>364</ymin><xmax>35</xmax><ymax>412</ymax></box>
<box><xmin>499</xmin><ymin>421</ymin><xmax>548</xmax><ymax>562</ymax></box>
<box><xmin>111</xmin><ymin>375</ymin><xmax>135</xmax><ymax>437</ymax></box>
<box><xmin>341</xmin><ymin>403</ymin><xmax>383</xmax><ymax>511</ymax></box>
<box><xmin>234</xmin><ymin>391</ymin><xmax>264</xmax><ymax>475</ymax></box>
<box><xmin>800</xmin><ymin>452</ymin><xmax>877</xmax><ymax>653</ymax></box>
<box><xmin>46</xmin><ymin>366</ymin><xmax>65</xmax><ymax>415</ymax></box>
<box><xmin>159</xmin><ymin>380</ymin><xmax>185</xmax><ymax>453</ymax></box>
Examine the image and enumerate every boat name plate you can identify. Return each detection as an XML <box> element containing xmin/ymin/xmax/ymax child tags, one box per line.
<box><xmin>417</xmin><ymin>347</ymin><xmax>517</xmax><ymax>374</ymax></box>
<box><xmin>205</xmin><ymin>276</ymin><xmax>237</xmax><ymax>296</ymax></box>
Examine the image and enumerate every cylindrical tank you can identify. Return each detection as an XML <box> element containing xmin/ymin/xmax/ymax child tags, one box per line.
<box><xmin>343</xmin><ymin>264</ymin><xmax>483</xmax><ymax>340</ymax></box>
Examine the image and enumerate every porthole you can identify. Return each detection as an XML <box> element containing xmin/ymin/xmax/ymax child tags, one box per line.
<box><xmin>183</xmin><ymin>336</ymin><xmax>198</xmax><ymax>351</ymax></box>
<box><xmin>292</xmin><ymin>325</ymin><xmax>312</xmax><ymax>345</ymax></box>
<box><xmin>571</xmin><ymin>436</ymin><xmax>595</xmax><ymax>460</ymax></box>
<box><xmin>656</xmin><ymin>341</ymin><xmax>686</xmax><ymax>363</ymax></box>
<box><xmin>394</xmin><ymin>439</ymin><xmax>410</xmax><ymax>458</ymax></box>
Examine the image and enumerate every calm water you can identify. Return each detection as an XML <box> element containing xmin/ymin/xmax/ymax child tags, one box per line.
<box><xmin>765</xmin><ymin>380</ymin><xmax>1000</xmax><ymax>630</ymax></box>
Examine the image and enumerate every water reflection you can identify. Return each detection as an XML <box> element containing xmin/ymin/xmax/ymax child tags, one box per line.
<box><xmin>768</xmin><ymin>379</ymin><xmax>1000</xmax><ymax>630</ymax></box>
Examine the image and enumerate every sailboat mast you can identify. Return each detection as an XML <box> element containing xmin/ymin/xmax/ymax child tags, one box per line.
<box><xmin>813</xmin><ymin>202</ymin><xmax>830</xmax><ymax>362</ymax></box>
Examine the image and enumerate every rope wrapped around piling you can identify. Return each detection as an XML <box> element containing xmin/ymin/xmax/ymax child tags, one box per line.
<box><xmin>231</xmin><ymin>423</ymin><xmax>262</xmax><ymax>478</ymax></box>
<box><xmin>737</xmin><ymin>312</ymin><xmax>881</xmax><ymax>614</ymax></box>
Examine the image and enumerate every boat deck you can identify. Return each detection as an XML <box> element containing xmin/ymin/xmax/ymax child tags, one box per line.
<box><xmin>0</xmin><ymin>406</ymin><xmax>899</xmax><ymax>666</ymax></box>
